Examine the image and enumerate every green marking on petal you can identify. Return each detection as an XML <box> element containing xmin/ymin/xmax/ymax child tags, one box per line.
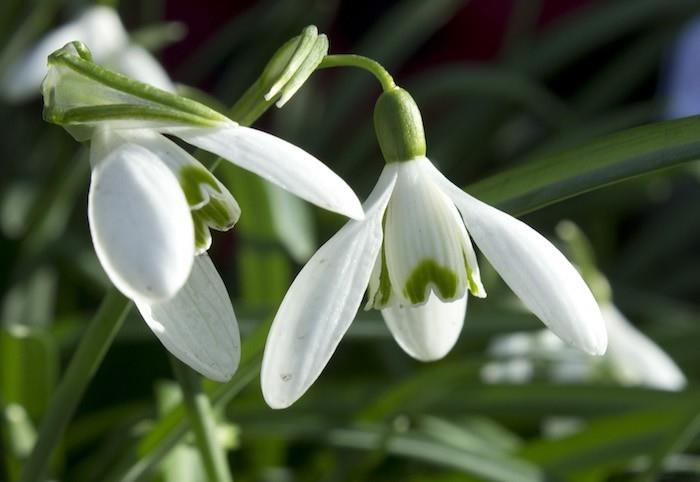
<box><xmin>179</xmin><ymin>164</ymin><xmax>222</xmax><ymax>207</ymax></box>
<box><xmin>195</xmin><ymin>197</ymin><xmax>237</xmax><ymax>230</ymax></box>
<box><xmin>179</xmin><ymin>164</ymin><xmax>239</xmax><ymax>252</ymax></box>
<box><xmin>463</xmin><ymin>253</ymin><xmax>487</xmax><ymax>298</ymax></box>
<box><xmin>193</xmin><ymin>217</ymin><xmax>212</xmax><ymax>252</ymax></box>
<box><xmin>376</xmin><ymin>246</ymin><xmax>393</xmax><ymax>306</ymax></box>
<box><xmin>368</xmin><ymin>244</ymin><xmax>393</xmax><ymax>309</ymax></box>
<box><xmin>403</xmin><ymin>259</ymin><xmax>458</xmax><ymax>304</ymax></box>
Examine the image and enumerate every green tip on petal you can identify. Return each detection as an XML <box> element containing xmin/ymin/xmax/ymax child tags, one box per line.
<box><xmin>403</xmin><ymin>259</ymin><xmax>458</xmax><ymax>304</ymax></box>
<box><xmin>179</xmin><ymin>164</ymin><xmax>240</xmax><ymax>253</ymax></box>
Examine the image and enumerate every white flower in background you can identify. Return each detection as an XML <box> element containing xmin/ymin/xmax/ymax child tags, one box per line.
<box><xmin>663</xmin><ymin>16</ymin><xmax>700</xmax><ymax>119</ymax></box>
<box><xmin>44</xmin><ymin>42</ymin><xmax>363</xmax><ymax>381</ymax></box>
<box><xmin>2</xmin><ymin>5</ymin><xmax>173</xmax><ymax>102</ymax></box>
<box><xmin>262</xmin><ymin>87</ymin><xmax>606</xmax><ymax>408</ymax></box>
<box><xmin>483</xmin><ymin>305</ymin><xmax>686</xmax><ymax>391</ymax></box>
<box><xmin>483</xmin><ymin>222</ymin><xmax>686</xmax><ymax>392</ymax></box>
<box><xmin>603</xmin><ymin>304</ymin><xmax>685</xmax><ymax>390</ymax></box>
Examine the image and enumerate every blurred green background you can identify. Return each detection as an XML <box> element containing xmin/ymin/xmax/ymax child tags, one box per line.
<box><xmin>1</xmin><ymin>0</ymin><xmax>700</xmax><ymax>481</ymax></box>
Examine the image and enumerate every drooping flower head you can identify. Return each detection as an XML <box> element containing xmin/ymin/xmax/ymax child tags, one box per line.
<box><xmin>43</xmin><ymin>41</ymin><xmax>363</xmax><ymax>381</ymax></box>
<box><xmin>262</xmin><ymin>85</ymin><xmax>607</xmax><ymax>408</ymax></box>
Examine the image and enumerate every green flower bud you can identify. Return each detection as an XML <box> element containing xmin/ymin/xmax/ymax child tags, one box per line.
<box><xmin>231</xmin><ymin>26</ymin><xmax>328</xmax><ymax>125</ymax></box>
<box><xmin>373</xmin><ymin>87</ymin><xmax>426</xmax><ymax>163</ymax></box>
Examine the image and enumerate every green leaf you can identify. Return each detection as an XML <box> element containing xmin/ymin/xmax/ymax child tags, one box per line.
<box><xmin>466</xmin><ymin>115</ymin><xmax>700</xmax><ymax>215</ymax></box>
<box><xmin>518</xmin><ymin>399</ymin><xmax>700</xmax><ymax>480</ymax></box>
<box><xmin>0</xmin><ymin>325</ymin><xmax>58</xmax><ymax>420</ymax></box>
<box><xmin>326</xmin><ymin>425</ymin><xmax>543</xmax><ymax>482</ymax></box>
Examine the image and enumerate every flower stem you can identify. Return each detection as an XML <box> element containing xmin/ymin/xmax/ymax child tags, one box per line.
<box><xmin>318</xmin><ymin>54</ymin><xmax>396</xmax><ymax>92</ymax></box>
<box><xmin>170</xmin><ymin>357</ymin><xmax>233</xmax><ymax>482</ymax></box>
<box><xmin>18</xmin><ymin>288</ymin><xmax>131</xmax><ymax>482</ymax></box>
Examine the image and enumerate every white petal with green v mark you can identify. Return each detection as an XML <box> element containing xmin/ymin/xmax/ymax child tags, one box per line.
<box><xmin>135</xmin><ymin>254</ymin><xmax>240</xmax><ymax>382</ymax></box>
<box><xmin>425</xmin><ymin>161</ymin><xmax>607</xmax><ymax>355</ymax></box>
<box><xmin>383</xmin><ymin>292</ymin><xmax>467</xmax><ymax>362</ymax></box>
<box><xmin>383</xmin><ymin>159</ymin><xmax>472</xmax><ymax>307</ymax></box>
<box><xmin>121</xmin><ymin>129</ymin><xmax>240</xmax><ymax>253</ymax></box>
<box><xmin>164</xmin><ymin>124</ymin><xmax>364</xmax><ymax>220</ymax></box>
<box><xmin>262</xmin><ymin>166</ymin><xmax>398</xmax><ymax>409</ymax></box>
<box><xmin>88</xmin><ymin>133</ymin><xmax>194</xmax><ymax>302</ymax></box>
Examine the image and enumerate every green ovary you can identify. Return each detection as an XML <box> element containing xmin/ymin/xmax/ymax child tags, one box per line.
<box><xmin>403</xmin><ymin>259</ymin><xmax>458</xmax><ymax>304</ymax></box>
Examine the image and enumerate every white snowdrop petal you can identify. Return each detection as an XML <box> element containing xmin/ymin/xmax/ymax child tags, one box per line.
<box><xmin>425</xmin><ymin>162</ymin><xmax>607</xmax><ymax>355</ymax></box>
<box><xmin>383</xmin><ymin>158</ymin><xmax>469</xmax><ymax>306</ymax></box>
<box><xmin>261</xmin><ymin>165</ymin><xmax>398</xmax><ymax>409</ymax></box>
<box><xmin>382</xmin><ymin>292</ymin><xmax>467</xmax><ymax>361</ymax></box>
<box><xmin>122</xmin><ymin>130</ymin><xmax>240</xmax><ymax>223</ymax></box>
<box><xmin>88</xmin><ymin>138</ymin><xmax>194</xmax><ymax>301</ymax></box>
<box><xmin>135</xmin><ymin>255</ymin><xmax>240</xmax><ymax>381</ymax></box>
<box><xmin>603</xmin><ymin>304</ymin><xmax>686</xmax><ymax>391</ymax></box>
<box><xmin>2</xmin><ymin>6</ymin><xmax>128</xmax><ymax>102</ymax></box>
<box><xmin>163</xmin><ymin>124</ymin><xmax>364</xmax><ymax>220</ymax></box>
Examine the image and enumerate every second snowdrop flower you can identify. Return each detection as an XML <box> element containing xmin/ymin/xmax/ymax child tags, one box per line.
<box><xmin>44</xmin><ymin>42</ymin><xmax>362</xmax><ymax>381</ymax></box>
<box><xmin>263</xmin><ymin>86</ymin><xmax>607</xmax><ymax>408</ymax></box>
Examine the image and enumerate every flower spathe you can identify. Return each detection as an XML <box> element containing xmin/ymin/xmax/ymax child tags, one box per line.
<box><xmin>44</xmin><ymin>42</ymin><xmax>363</xmax><ymax>381</ymax></box>
<box><xmin>262</xmin><ymin>87</ymin><xmax>607</xmax><ymax>409</ymax></box>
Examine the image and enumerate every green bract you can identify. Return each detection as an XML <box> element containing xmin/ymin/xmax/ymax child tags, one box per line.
<box><xmin>42</xmin><ymin>41</ymin><xmax>228</xmax><ymax>140</ymax></box>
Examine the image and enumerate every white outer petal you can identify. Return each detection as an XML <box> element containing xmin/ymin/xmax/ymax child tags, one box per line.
<box><xmin>105</xmin><ymin>44</ymin><xmax>174</xmax><ymax>92</ymax></box>
<box><xmin>135</xmin><ymin>255</ymin><xmax>240</xmax><ymax>381</ymax></box>
<box><xmin>88</xmin><ymin>139</ymin><xmax>194</xmax><ymax>301</ymax></box>
<box><xmin>382</xmin><ymin>292</ymin><xmax>467</xmax><ymax>361</ymax></box>
<box><xmin>425</xmin><ymin>161</ymin><xmax>607</xmax><ymax>355</ymax></box>
<box><xmin>163</xmin><ymin>124</ymin><xmax>364</xmax><ymax>220</ymax></box>
<box><xmin>261</xmin><ymin>165</ymin><xmax>398</xmax><ymax>409</ymax></box>
<box><xmin>603</xmin><ymin>304</ymin><xmax>686</xmax><ymax>391</ymax></box>
<box><xmin>2</xmin><ymin>6</ymin><xmax>128</xmax><ymax>102</ymax></box>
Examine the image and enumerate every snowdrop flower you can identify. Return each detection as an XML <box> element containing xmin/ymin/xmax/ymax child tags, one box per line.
<box><xmin>2</xmin><ymin>5</ymin><xmax>173</xmax><ymax>102</ymax></box>
<box><xmin>483</xmin><ymin>222</ymin><xmax>686</xmax><ymax>391</ymax></box>
<box><xmin>663</xmin><ymin>16</ymin><xmax>700</xmax><ymax>119</ymax></box>
<box><xmin>262</xmin><ymin>87</ymin><xmax>606</xmax><ymax>408</ymax></box>
<box><xmin>484</xmin><ymin>306</ymin><xmax>686</xmax><ymax>391</ymax></box>
<box><xmin>43</xmin><ymin>42</ymin><xmax>362</xmax><ymax>381</ymax></box>
<box><xmin>602</xmin><ymin>304</ymin><xmax>685</xmax><ymax>390</ymax></box>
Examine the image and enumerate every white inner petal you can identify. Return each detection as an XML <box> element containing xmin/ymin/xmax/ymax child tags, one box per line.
<box><xmin>383</xmin><ymin>292</ymin><xmax>467</xmax><ymax>362</ymax></box>
<box><xmin>383</xmin><ymin>158</ymin><xmax>470</xmax><ymax>307</ymax></box>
